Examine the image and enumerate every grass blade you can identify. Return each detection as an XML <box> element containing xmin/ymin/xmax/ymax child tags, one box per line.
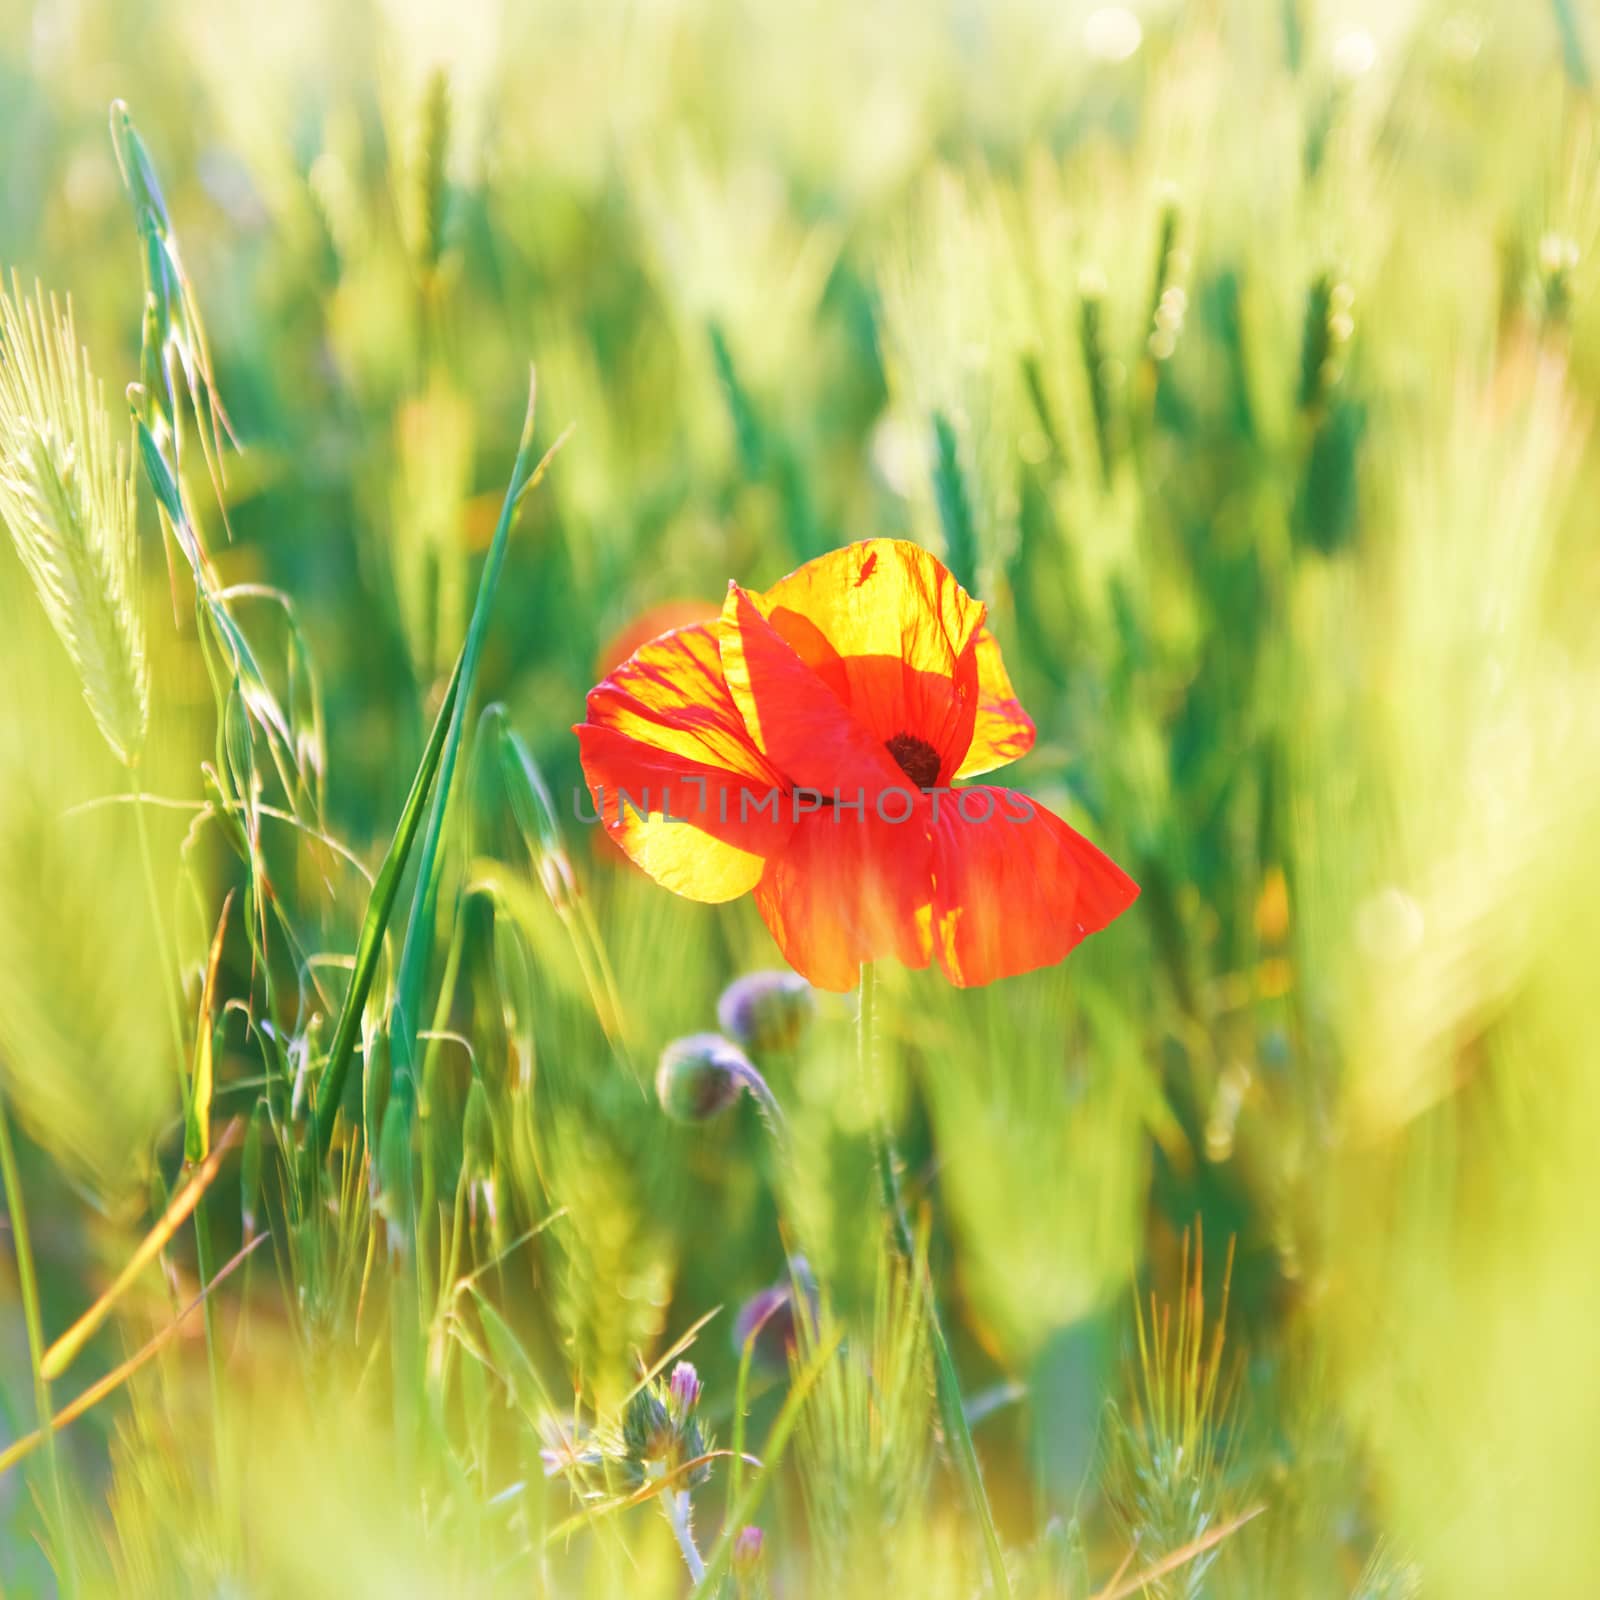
<box><xmin>310</xmin><ymin>652</ymin><xmax>462</xmax><ymax>1160</ymax></box>
<box><xmin>386</xmin><ymin>378</ymin><xmax>568</xmax><ymax>1132</ymax></box>
<box><xmin>1089</xmin><ymin>1504</ymin><xmax>1266</xmax><ymax>1600</ymax></box>
<box><xmin>41</xmin><ymin>1117</ymin><xmax>243</xmax><ymax>1380</ymax></box>
<box><xmin>185</xmin><ymin>889</ymin><xmax>233</xmax><ymax>1163</ymax></box>
<box><xmin>689</xmin><ymin>1322</ymin><xmax>844</xmax><ymax>1597</ymax></box>
<box><xmin>0</xmin><ymin>1235</ymin><xmax>267</xmax><ymax>1478</ymax></box>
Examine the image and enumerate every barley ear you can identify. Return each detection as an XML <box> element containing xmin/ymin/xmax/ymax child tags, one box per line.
<box><xmin>0</xmin><ymin>277</ymin><xmax>149</xmax><ymax>766</ymax></box>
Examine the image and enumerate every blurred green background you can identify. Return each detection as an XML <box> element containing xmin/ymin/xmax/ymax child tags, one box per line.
<box><xmin>2</xmin><ymin>0</ymin><xmax>1599</xmax><ymax>1594</ymax></box>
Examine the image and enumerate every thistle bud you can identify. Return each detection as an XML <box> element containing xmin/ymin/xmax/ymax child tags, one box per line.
<box><xmin>732</xmin><ymin>1257</ymin><xmax>819</xmax><ymax>1373</ymax></box>
<box><xmin>681</xmin><ymin>1415</ymin><xmax>712</xmax><ymax>1485</ymax></box>
<box><xmin>668</xmin><ymin>1360</ymin><xmax>702</xmax><ymax>1418</ymax></box>
<box><xmin>732</xmin><ymin>1525</ymin><xmax>765</xmax><ymax>1575</ymax></box>
<box><xmin>622</xmin><ymin>1388</ymin><xmax>673</xmax><ymax>1464</ymax></box>
<box><xmin>716</xmin><ymin>970</ymin><xmax>815</xmax><ymax>1054</ymax></box>
<box><xmin>656</xmin><ymin>1033</ymin><xmax>754</xmax><ymax>1122</ymax></box>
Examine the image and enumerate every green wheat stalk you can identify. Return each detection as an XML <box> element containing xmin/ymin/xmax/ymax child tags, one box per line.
<box><xmin>0</xmin><ymin>277</ymin><xmax>148</xmax><ymax>767</ymax></box>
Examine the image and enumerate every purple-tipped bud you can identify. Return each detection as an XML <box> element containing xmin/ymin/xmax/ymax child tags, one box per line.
<box><xmin>732</xmin><ymin>1525</ymin><xmax>765</xmax><ymax>1574</ymax></box>
<box><xmin>656</xmin><ymin>1033</ymin><xmax>752</xmax><ymax>1122</ymax></box>
<box><xmin>717</xmin><ymin>969</ymin><xmax>815</xmax><ymax>1054</ymax></box>
<box><xmin>732</xmin><ymin>1257</ymin><xmax>819</xmax><ymax>1373</ymax></box>
<box><xmin>668</xmin><ymin>1360</ymin><xmax>702</xmax><ymax>1417</ymax></box>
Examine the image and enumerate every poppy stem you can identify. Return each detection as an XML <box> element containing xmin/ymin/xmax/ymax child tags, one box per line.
<box><xmin>857</xmin><ymin>963</ymin><xmax>1013</xmax><ymax>1599</ymax></box>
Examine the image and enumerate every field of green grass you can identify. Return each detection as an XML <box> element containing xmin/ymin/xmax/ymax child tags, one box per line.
<box><xmin>2</xmin><ymin>1</ymin><xmax>1598</xmax><ymax>1594</ymax></box>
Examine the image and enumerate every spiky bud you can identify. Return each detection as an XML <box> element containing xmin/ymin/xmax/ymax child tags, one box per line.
<box><xmin>681</xmin><ymin>1416</ymin><xmax>712</xmax><ymax>1485</ymax></box>
<box><xmin>622</xmin><ymin>1388</ymin><xmax>673</xmax><ymax>1464</ymax></box>
<box><xmin>716</xmin><ymin>970</ymin><xmax>815</xmax><ymax>1054</ymax></box>
<box><xmin>668</xmin><ymin>1360</ymin><xmax>702</xmax><ymax>1418</ymax></box>
<box><xmin>732</xmin><ymin>1257</ymin><xmax>819</xmax><ymax>1373</ymax></box>
<box><xmin>732</xmin><ymin>1525</ymin><xmax>765</xmax><ymax>1575</ymax></box>
<box><xmin>656</xmin><ymin>1033</ymin><xmax>753</xmax><ymax>1122</ymax></box>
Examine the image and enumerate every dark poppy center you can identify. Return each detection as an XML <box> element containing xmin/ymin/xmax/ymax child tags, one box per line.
<box><xmin>884</xmin><ymin>732</ymin><xmax>941</xmax><ymax>789</ymax></box>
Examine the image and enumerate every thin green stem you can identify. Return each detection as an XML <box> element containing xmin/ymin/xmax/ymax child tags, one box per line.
<box><xmin>130</xmin><ymin>773</ymin><xmax>189</xmax><ymax>1101</ymax></box>
<box><xmin>857</xmin><ymin>962</ymin><xmax>1012</xmax><ymax>1599</ymax></box>
<box><xmin>732</xmin><ymin>1061</ymin><xmax>788</xmax><ymax>1144</ymax></box>
<box><xmin>0</xmin><ymin>1086</ymin><xmax>76</xmax><ymax>1593</ymax></box>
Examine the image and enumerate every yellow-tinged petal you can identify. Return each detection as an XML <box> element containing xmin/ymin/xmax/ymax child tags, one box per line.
<box><xmin>739</xmin><ymin>539</ymin><xmax>986</xmax><ymax>781</ymax></box>
<box><xmin>576</xmin><ymin>622</ymin><xmax>793</xmax><ymax>903</ymax></box>
<box><xmin>954</xmin><ymin>628</ymin><xmax>1037</xmax><ymax>778</ymax></box>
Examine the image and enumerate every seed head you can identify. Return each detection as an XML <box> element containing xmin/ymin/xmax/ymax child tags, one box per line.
<box><xmin>0</xmin><ymin>278</ymin><xmax>148</xmax><ymax>765</ymax></box>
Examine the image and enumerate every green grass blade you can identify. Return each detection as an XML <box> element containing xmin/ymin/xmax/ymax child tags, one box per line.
<box><xmin>386</xmin><ymin>377</ymin><xmax>567</xmax><ymax>1134</ymax></box>
<box><xmin>310</xmin><ymin>653</ymin><xmax>462</xmax><ymax>1160</ymax></box>
<box><xmin>1549</xmin><ymin>0</ymin><xmax>1591</xmax><ymax>89</ymax></box>
<box><xmin>689</xmin><ymin>1322</ymin><xmax>844</xmax><ymax>1598</ymax></box>
<box><xmin>931</xmin><ymin>409</ymin><xmax>979</xmax><ymax>595</ymax></box>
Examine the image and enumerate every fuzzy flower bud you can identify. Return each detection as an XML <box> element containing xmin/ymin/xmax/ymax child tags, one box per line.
<box><xmin>732</xmin><ymin>1257</ymin><xmax>819</xmax><ymax>1374</ymax></box>
<box><xmin>656</xmin><ymin>1033</ymin><xmax>755</xmax><ymax>1123</ymax></box>
<box><xmin>732</xmin><ymin>1525</ymin><xmax>765</xmax><ymax>1575</ymax></box>
<box><xmin>717</xmin><ymin>970</ymin><xmax>815</xmax><ymax>1054</ymax></box>
<box><xmin>668</xmin><ymin>1360</ymin><xmax>702</xmax><ymax>1418</ymax></box>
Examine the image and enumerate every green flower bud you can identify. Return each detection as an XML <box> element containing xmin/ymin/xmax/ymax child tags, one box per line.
<box><xmin>656</xmin><ymin>1033</ymin><xmax>754</xmax><ymax>1122</ymax></box>
<box><xmin>622</xmin><ymin>1388</ymin><xmax>673</xmax><ymax>1464</ymax></box>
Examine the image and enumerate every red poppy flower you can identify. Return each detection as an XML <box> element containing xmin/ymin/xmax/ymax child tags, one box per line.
<box><xmin>574</xmin><ymin>540</ymin><xmax>1138</xmax><ymax>991</ymax></box>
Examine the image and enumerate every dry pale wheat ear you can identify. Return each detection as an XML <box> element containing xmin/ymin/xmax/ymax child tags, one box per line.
<box><xmin>0</xmin><ymin>277</ymin><xmax>149</xmax><ymax>767</ymax></box>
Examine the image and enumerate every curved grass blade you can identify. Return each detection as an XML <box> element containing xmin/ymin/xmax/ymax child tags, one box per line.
<box><xmin>41</xmin><ymin>1117</ymin><xmax>243</xmax><ymax>1381</ymax></box>
<box><xmin>689</xmin><ymin>1322</ymin><xmax>844</xmax><ymax>1598</ymax></box>
<box><xmin>387</xmin><ymin>378</ymin><xmax>570</xmax><ymax>1134</ymax></box>
<box><xmin>1089</xmin><ymin>1504</ymin><xmax>1266</xmax><ymax>1600</ymax></box>
<box><xmin>0</xmin><ymin>1235</ymin><xmax>267</xmax><ymax>1479</ymax></box>
<box><xmin>310</xmin><ymin>652</ymin><xmax>463</xmax><ymax>1160</ymax></box>
<box><xmin>542</xmin><ymin>1450</ymin><xmax>764</xmax><ymax>1546</ymax></box>
<box><xmin>186</xmin><ymin>888</ymin><xmax>234</xmax><ymax>1163</ymax></box>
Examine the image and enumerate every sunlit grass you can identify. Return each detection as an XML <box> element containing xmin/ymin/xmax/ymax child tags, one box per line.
<box><xmin>1</xmin><ymin>1</ymin><xmax>1597</xmax><ymax>1595</ymax></box>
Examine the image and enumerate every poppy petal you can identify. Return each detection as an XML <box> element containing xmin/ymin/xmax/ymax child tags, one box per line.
<box><xmin>576</xmin><ymin>622</ymin><xmax>793</xmax><ymax>903</ymax></box>
<box><xmin>745</xmin><ymin>539</ymin><xmax>987</xmax><ymax>781</ymax></box>
<box><xmin>755</xmin><ymin>802</ymin><xmax>934</xmax><ymax>992</ymax></box>
<box><xmin>594</xmin><ymin>598</ymin><xmax>720</xmax><ymax>679</ymax></box>
<box><xmin>954</xmin><ymin>629</ymin><xmax>1037</xmax><ymax>779</ymax></box>
<box><xmin>720</xmin><ymin>584</ymin><xmax>908</xmax><ymax>798</ymax></box>
<box><xmin>930</xmin><ymin>787</ymin><xmax>1138</xmax><ymax>986</ymax></box>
